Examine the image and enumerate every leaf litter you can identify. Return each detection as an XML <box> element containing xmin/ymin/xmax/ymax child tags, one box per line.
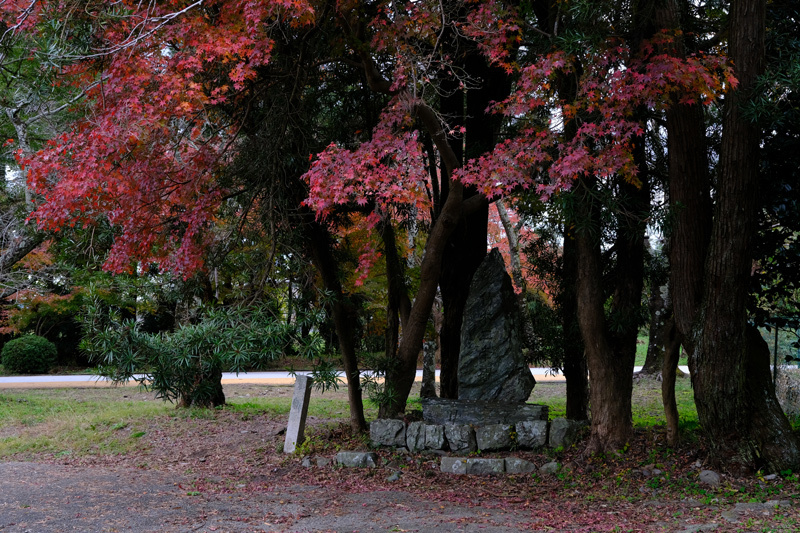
<box><xmin>1</xmin><ymin>382</ymin><xmax>799</xmax><ymax>532</ymax></box>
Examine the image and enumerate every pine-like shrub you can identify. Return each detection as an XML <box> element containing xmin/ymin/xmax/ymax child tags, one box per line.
<box><xmin>1</xmin><ymin>335</ymin><xmax>58</xmax><ymax>374</ymax></box>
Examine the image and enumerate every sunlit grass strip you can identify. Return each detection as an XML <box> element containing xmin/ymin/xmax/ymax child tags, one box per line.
<box><xmin>0</xmin><ymin>392</ymin><xmax>169</xmax><ymax>457</ymax></box>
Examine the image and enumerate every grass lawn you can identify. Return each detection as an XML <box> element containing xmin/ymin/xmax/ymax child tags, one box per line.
<box><xmin>1</xmin><ymin>377</ymin><xmax>697</xmax><ymax>459</ymax></box>
<box><xmin>2</xmin><ymin>379</ymin><xmax>800</xmax><ymax>533</ymax></box>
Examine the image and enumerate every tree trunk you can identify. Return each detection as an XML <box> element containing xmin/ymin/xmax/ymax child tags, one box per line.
<box><xmin>304</xmin><ymin>217</ymin><xmax>368</xmax><ymax>433</ymax></box>
<box><xmin>437</xmin><ymin>48</ymin><xmax>508</xmax><ymax>399</ymax></box>
<box><xmin>438</xmin><ymin>194</ymin><xmax>487</xmax><ymax>399</ymax></box>
<box><xmin>380</xmin><ymin>217</ymin><xmax>411</xmax><ymax>364</ymax></box>
<box><xmin>495</xmin><ymin>199</ymin><xmax>525</xmax><ymax>292</ymax></box>
<box><xmin>179</xmin><ymin>366</ymin><xmax>225</xmax><ymax>408</ymax></box>
<box><xmin>654</xmin><ymin>2</ymin><xmax>713</xmax><ymax>354</ymax></box>
<box><xmin>560</xmin><ymin>230</ymin><xmax>589</xmax><ymax>420</ymax></box>
<box><xmin>672</xmin><ymin>0</ymin><xmax>800</xmax><ymax>470</ymax></box>
<box><xmin>661</xmin><ymin>319</ymin><xmax>681</xmax><ymax>447</ymax></box>
<box><xmin>0</xmin><ymin>231</ymin><xmax>46</xmax><ymax>299</ymax></box>
<box><xmin>574</xmin><ymin>179</ymin><xmax>634</xmax><ymax>452</ymax></box>
<box><xmin>496</xmin><ymin>199</ymin><xmax>538</xmax><ymax>356</ymax></box>
<box><xmin>420</xmin><ymin>340</ymin><xmax>437</xmax><ymax>399</ymax></box>
<box><xmin>379</xmin><ymin>102</ymin><xmax>465</xmax><ymax>417</ymax></box>
<box><xmin>640</xmin><ymin>278</ymin><xmax>668</xmax><ymax>376</ymax></box>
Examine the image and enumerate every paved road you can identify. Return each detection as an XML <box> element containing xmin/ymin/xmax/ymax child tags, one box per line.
<box><xmin>0</xmin><ymin>367</ymin><xmax>691</xmax><ymax>388</ymax></box>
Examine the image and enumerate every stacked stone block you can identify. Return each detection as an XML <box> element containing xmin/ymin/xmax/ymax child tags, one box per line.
<box><xmin>369</xmin><ymin>404</ymin><xmax>584</xmax><ymax>454</ymax></box>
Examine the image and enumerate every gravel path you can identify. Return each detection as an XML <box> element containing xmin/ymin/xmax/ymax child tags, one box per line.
<box><xmin>0</xmin><ymin>461</ymin><xmax>533</xmax><ymax>532</ymax></box>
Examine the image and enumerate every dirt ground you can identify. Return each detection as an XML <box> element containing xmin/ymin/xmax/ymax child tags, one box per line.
<box><xmin>1</xmin><ymin>383</ymin><xmax>799</xmax><ymax>532</ymax></box>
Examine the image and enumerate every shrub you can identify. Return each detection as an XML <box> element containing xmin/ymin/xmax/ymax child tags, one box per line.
<box><xmin>80</xmin><ymin>302</ymin><xmax>336</xmax><ymax>408</ymax></box>
<box><xmin>1</xmin><ymin>335</ymin><xmax>58</xmax><ymax>374</ymax></box>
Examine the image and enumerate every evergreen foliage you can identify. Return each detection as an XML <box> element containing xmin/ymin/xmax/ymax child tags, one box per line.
<box><xmin>1</xmin><ymin>335</ymin><xmax>57</xmax><ymax>374</ymax></box>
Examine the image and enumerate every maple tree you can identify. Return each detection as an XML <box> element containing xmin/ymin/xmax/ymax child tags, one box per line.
<box><xmin>11</xmin><ymin>0</ymin><xmax>800</xmax><ymax>468</ymax></box>
<box><xmin>0</xmin><ymin>0</ymin><xmax>95</xmax><ymax>301</ymax></box>
<box><xmin>304</xmin><ymin>0</ymin><xmax>734</xmax><ymax>444</ymax></box>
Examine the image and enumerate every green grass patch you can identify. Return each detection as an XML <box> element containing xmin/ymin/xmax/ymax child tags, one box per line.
<box><xmin>529</xmin><ymin>376</ymin><xmax>698</xmax><ymax>430</ymax></box>
<box><xmin>225</xmin><ymin>396</ymin><xmax>370</xmax><ymax>419</ymax></box>
<box><xmin>634</xmin><ymin>336</ymin><xmax>648</xmax><ymax>366</ymax></box>
<box><xmin>631</xmin><ymin>376</ymin><xmax>696</xmax><ymax>428</ymax></box>
<box><xmin>0</xmin><ymin>390</ymin><xmax>169</xmax><ymax>457</ymax></box>
<box><xmin>634</xmin><ymin>334</ymin><xmax>689</xmax><ymax>367</ymax></box>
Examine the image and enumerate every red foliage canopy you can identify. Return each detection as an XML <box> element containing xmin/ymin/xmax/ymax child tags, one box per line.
<box><xmin>14</xmin><ymin>0</ymin><xmax>734</xmax><ymax>277</ymax></box>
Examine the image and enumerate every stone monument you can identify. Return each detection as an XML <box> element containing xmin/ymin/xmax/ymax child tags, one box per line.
<box><xmin>421</xmin><ymin>248</ymin><xmax>539</xmax><ymax>430</ymax></box>
<box><xmin>458</xmin><ymin>247</ymin><xmax>536</xmax><ymax>402</ymax></box>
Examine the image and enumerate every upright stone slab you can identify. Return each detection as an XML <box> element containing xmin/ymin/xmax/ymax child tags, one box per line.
<box><xmin>284</xmin><ymin>375</ymin><xmax>313</xmax><ymax>454</ymax></box>
<box><xmin>458</xmin><ymin>248</ymin><xmax>535</xmax><ymax>403</ymax></box>
<box><xmin>406</xmin><ymin>421</ymin><xmax>426</xmax><ymax>452</ymax></box>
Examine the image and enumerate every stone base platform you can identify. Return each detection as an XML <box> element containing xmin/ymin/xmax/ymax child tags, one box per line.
<box><xmin>421</xmin><ymin>398</ymin><xmax>548</xmax><ymax>426</ymax></box>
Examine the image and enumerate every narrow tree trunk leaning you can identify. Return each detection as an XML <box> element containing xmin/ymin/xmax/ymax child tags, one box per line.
<box><xmin>304</xmin><ymin>218</ymin><xmax>368</xmax><ymax>433</ymax></box>
<box><xmin>378</xmin><ymin>102</ymin><xmax>466</xmax><ymax>417</ymax></box>
<box><xmin>690</xmin><ymin>0</ymin><xmax>800</xmax><ymax>470</ymax></box>
<box><xmin>495</xmin><ymin>199</ymin><xmax>538</xmax><ymax>357</ymax></box>
<box><xmin>495</xmin><ymin>199</ymin><xmax>525</xmax><ymax>291</ymax></box>
<box><xmin>380</xmin><ymin>217</ymin><xmax>412</xmax><ymax>366</ymax></box>
<box><xmin>0</xmin><ymin>231</ymin><xmax>46</xmax><ymax>299</ymax></box>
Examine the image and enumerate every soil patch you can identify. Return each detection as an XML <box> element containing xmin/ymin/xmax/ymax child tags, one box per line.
<box><xmin>1</xmin><ymin>382</ymin><xmax>799</xmax><ymax>532</ymax></box>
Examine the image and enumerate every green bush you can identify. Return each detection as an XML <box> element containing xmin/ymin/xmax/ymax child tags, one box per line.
<box><xmin>1</xmin><ymin>335</ymin><xmax>58</xmax><ymax>374</ymax></box>
<box><xmin>80</xmin><ymin>302</ymin><xmax>336</xmax><ymax>408</ymax></box>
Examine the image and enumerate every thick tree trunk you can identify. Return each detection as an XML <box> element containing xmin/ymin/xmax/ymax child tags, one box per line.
<box><xmin>304</xmin><ymin>218</ymin><xmax>368</xmax><ymax>433</ymax></box>
<box><xmin>655</xmin><ymin>3</ymin><xmax>713</xmax><ymax>354</ymax></box>
<box><xmin>674</xmin><ymin>0</ymin><xmax>800</xmax><ymax>470</ymax></box>
<box><xmin>437</xmin><ymin>49</ymin><xmax>507</xmax><ymax>399</ymax></box>
<box><xmin>560</xmin><ymin>231</ymin><xmax>589</xmax><ymax>421</ymax></box>
<box><xmin>438</xmin><ymin>194</ymin><xmax>487</xmax><ymax>399</ymax></box>
<box><xmin>575</xmin><ymin>179</ymin><xmax>634</xmax><ymax>452</ymax></box>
